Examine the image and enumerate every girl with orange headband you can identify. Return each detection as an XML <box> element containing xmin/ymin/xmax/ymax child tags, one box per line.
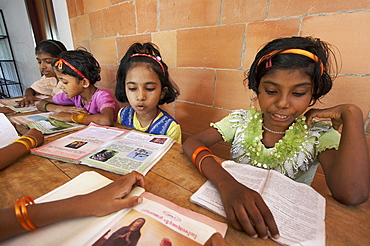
<box><xmin>37</xmin><ymin>49</ymin><xmax>120</xmax><ymax>126</ymax></box>
<box><xmin>183</xmin><ymin>36</ymin><xmax>369</xmax><ymax>240</ymax></box>
<box><xmin>115</xmin><ymin>43</ymin><xmax>182</xmax><ymax>143</ymax></box>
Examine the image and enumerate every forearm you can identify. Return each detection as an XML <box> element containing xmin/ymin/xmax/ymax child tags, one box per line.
<box><xmin>0</xmin><ymin>142</ymin><xmax>29</xmax><ymax>170</ymax></box>
<box><xmin>24</xmin><ymin>88</ymin><xmax>36</xmax><ymax>97</ymax></box>
<box><xmin>324</xmin><ymin>106</ymin><xmax>369</xmax><ymax>204</ymax></box>
<box><xmin>0</xmin><ymin>196</ymin><xmax>87</xmax><ymax>241</ymax></box>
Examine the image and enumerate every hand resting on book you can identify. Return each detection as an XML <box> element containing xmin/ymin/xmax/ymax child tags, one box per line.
<box><xmin>0</xmin><ymin>171</ymin><xmax>144</xmax><ymax>242</ymax></box>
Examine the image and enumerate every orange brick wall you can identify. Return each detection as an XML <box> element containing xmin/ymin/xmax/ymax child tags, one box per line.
<box><xmin>66</xmin><ymin>0</ymin><xmax>370</xmax><ymax>157</ymax></box>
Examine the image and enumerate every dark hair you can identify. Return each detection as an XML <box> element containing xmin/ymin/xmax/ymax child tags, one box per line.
<box><xmin>52</xmin><ymin>49</ymin><xmax>101</xmax><ymax>84</ymax></box>
<box><xmin>115</xmin><ymin>42</ymin><xmax>179</xmax><ymax>105</ymax></box>
<box><xmin>246</xmin><ymin>36</ymin><xmax>338</xmax><ymax>105</ymax></box>
<box><xmin>35</xmin><ymin>39</ymin><xmax>67</xmax><ymax>57</ymax></box>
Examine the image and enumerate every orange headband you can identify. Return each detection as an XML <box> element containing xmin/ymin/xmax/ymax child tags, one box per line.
<box><xmin>130</xmin><ymin>53</ymin><xmax>165</xmax><ymax>73</ymax></box>
<box><xmin>257</xmin><ymin>49</ymin><xmax>324</xmax><ymax>75</ymax></box>
<box><xmin>54</xmin><ymin>58</ymin><xmax>86</xmax><ymax>78</ymax></box>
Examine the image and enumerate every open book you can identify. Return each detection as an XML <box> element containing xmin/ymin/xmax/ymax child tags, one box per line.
<box><xmin>0</xmin><ymin>113</ymin><xmax>19</xmax><ymax>148</ymax></box>
<box><xmin>10</xmin><ymin>112</ymin><xmax>84</xmax><ymax>135</ymax></box>
<box><xmin>190</xmin><ymin>161</ymin><xmax>326</xmax><ymax>246</ymax></box>
<box><xmin>31</xmin><ymin>123</ymin><xmax>175</xmax><ymax>175</ymax></box>
<box><xmin>0</xmin><ymin>95</ymin><xmax>48</xmax><ymax>113</ymax></box>
<box><xmin>0</xmin><ymin>171</ymin><xmax>227</xmax><ymax>246</ymax></box>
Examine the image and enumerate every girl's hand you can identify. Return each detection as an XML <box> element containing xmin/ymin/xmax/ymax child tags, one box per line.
<box><xmin>0</xmin><ymin>107</ymin><xmax>14</xmax><ymax>114</ymax></box>
<box><xmin>218</xmin><ymin>179</ymin><xmax>279</xmax><ymax>239</ymax></box>
<box><xmin>18</xmin><ymin>95</ymin><xmax>37</xmax><ymax>107</ymax></box>
<box><xmin>49</xmin><ymin>112</ymin><xmax>74</xmax><ymax>122</ymax></box>
<box><xmin>204</xmin><ymin>233</ymin><xmax>226</xmax><ymax>246</ymax></box>
<box><xmin>305</xmin><ymin>104</ymin><xmax>362</xmax><ymax>130</ymax></box>
<box><xmin>80</xmin><ymin>171</ymin><xmax>145</xmax><ymax>217</ymax></box>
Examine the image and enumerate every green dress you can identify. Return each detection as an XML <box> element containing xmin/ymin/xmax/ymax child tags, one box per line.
<box><xmin>211</xmin><ymin>109</ymin><xmax>340</xmax><ymax>185</ymax></box>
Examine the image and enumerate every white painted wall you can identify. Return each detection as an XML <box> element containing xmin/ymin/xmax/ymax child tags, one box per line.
<box><xmin>0</xmin><ymin>0</ymin><xmax>73</xmax><ymax>91</ymax></box>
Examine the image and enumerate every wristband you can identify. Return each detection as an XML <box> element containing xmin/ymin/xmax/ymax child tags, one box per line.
<box><xmin>197</xmin><ymin>154</ymin><xmax>221</xmax><ymax>177</ymax></box>
<box><xmin>43</xmin><ymin>102</ymin><xmax>54</xmax><ymax>112</ymax></box>
<box><xmin>13</xmin><ymin>139</ymin><xmax>31</xmax><ymax>152</ymax></box>
<box><xmin>191</xmin><ymin>147</ymin><xmax>212</xmax><ymax>166</ymax></box>
<box><xmin>19</xmin><ymin>136</ymin><xmax>37</xmax><ymax>148</ymax></box>
<box><xmin>14</xmin><ymin>196</ymin><xmax>37</xmax><ymax>230</ymax></box>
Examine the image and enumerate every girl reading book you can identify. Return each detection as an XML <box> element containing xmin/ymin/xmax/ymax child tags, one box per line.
<box><xmin>37</xmin><ymin>49</ymin><xmax>120</xmax><ymax>126</ymax></box>
<box><xmin>182</xmin><ymin>36</ymin><xmax>369</xmax><ymax>240</ymax></box>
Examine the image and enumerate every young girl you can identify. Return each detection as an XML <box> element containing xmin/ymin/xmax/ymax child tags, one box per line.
<box><xmin>19</xmin><ymin>39</ymin><xmax>67</xmax><ymax>107</ymax></box>
<box><xmin>37</xmin><ymin>49</ymin><xmax>120</xmax><ymax>126</ymax></box>
<box><xmin>115</xmin><ymin>43</ymin><xmax>181</xmax><ymax>142</ymax></box>
<box><xmin>183</xmin><ymin>36</ymin><xmax>369</xmax><ymax>240</ymax></box>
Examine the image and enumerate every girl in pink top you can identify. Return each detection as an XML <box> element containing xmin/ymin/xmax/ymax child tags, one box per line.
<box><xmin>37</xmin><ymin>50</ymin><xmax>120</xmax><ymax>126</ymax></box>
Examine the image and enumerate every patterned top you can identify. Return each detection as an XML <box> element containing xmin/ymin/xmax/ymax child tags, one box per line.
<box><xmin>211</xmin><ymin>109</ymin><xmax>340</xmax><ymax>185</ymax></box>
<box><xmin>52</xmin><ymin>89</ymin><xmax>120</xmax><ymax>121</ymax></box>
<box><xmin>31</xmin><ymin>75</ymin><xmax>62</xmax><ymax>96</ymax></box>
<box><xmin>117</xmin><ymin>106</ymin><xmax>182</xmax><ymax>143</ymax></box>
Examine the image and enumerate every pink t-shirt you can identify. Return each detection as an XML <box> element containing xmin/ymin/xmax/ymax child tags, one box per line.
<box><xmin>52</xmin><ymin>89</ymin><xmax>120</xmax><ymax>120</ymax></box>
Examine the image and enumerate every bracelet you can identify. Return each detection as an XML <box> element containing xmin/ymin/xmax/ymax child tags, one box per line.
<box><xmin>198</xmin><ymin>154</ymin><xmax>221</xmax><ymax>177</ymax></box>
<box><xmin>14</xmin><ymin>196</ymin><xmax>37</xmax><ymax>230</ymax></box>
<box><xmin>13</xmin><ymin>140</ymin><xmax>31</xmax><ymax>152</ymax></box>
<box><xmin>77</xmin><ymin>113</ymin><xmax>89</xmax><ymax>124</ymax></box>
<box><xmin>71</xmin><ymin>114</ymin><xmax>78</xmax><ymax>123</ymax></box>
<box><xmin>43</xmin><ymin>102</ymin><xmax>54</xmax><ymax>112</ymax></box>
<box><xmin>191</xmin><ymin>147</ymin><xmax>212</xmax><ymax>166</ymax></box>
<box><xmin>19</xmin><ymin>136</ymin><xmax>37</xmax><ymax>148</ymax></box>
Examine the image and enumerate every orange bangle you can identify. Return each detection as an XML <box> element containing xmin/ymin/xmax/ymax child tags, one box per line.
<box><xmin>14</xmin><ymin>196</ymin><xmax>37</xmax><ymax>230</ymax></box>
<box><xmin>192</xmin><ymin>147</ymin><xmax>212</xmax><ymax>166</ymax></box>
<box><xmin>198</xmin><ymin>154</ymin><xmax>221</xmax><ymax>177</ymax></box>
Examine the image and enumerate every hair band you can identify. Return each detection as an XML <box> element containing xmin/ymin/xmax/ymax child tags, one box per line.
<box><xmin>55</xmin><ymin>58</ymin><xmax>86</xmax><ymax>78</ymax></box>
<box><xmin>257</xmin><ymin>48</ymin><xmax>324</xmax><ymax>75</ymax></box>
<box><xmin>130</xmin><ymin>53</ymin><xmax>165</xmax><ymax>73</ymax></box>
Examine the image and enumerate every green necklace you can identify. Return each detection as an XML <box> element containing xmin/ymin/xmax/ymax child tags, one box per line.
<box><xmin>236</xmin><ymin>109</ymin><xmax>309</xmax><ymax>170</ymax></box>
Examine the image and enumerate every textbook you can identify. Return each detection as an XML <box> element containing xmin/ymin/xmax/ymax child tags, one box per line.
<box><xmin>0</xmin><ymin>171</ymin><xmax>227</xmax><ymax>246</ymax></box>
<box><xmin>10</xmin><ymin>112</ymin><xmax>85</xmax><ymax>135</ymax></box>
<box><xmin>31</xmin><ymin>123</ymin><xmax>175</xmax><ymax>175</ymax></box>
<box><xmin>0</xmin><ymin>95</ymin><xmax>48</xmax><ymax>113</ymax></box>
<box><xmin>190</xmin><ymin>160</ymin><xmax>326</xmax><ymax>246</ymax></box>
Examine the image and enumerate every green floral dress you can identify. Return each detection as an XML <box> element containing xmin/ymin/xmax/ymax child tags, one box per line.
<box><xmin>211</xmin><ymin>109</ymin><xmax>340</xmax><ymax>185</ymax></box>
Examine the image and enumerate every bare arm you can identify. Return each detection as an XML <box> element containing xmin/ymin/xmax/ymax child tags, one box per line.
<box><xmin>182</xmin><ymin>127</ymin><xmax>279</xmax><ymax>239</ymax></box>
<box><xmin>306</xmin><ymin>104</ymin><xmax>369</xmax><ymax>205</ymax></box>
<box><xmin>49</xmin><ymin>107</ymin><xmax>116</xmax><ymax>126</ymax></box>
<box><xmin>0</xmin><ymin>171</ymin><xmax>145</xmax><ymax>241</ymax></box>
<box><xmin>0</xmin><ymin>129</ymin><xmax>44</xmax><ymax>170</ymax></box>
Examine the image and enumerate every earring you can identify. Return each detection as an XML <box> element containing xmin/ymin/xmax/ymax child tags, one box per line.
<box><xmin>249</xmin><ymin>91</ymin><xmax>257</xmax><ymax>109</ymax></box>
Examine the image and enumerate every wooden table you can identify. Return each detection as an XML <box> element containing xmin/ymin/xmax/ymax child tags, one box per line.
<box><xmin>1</xmin><ymin>129</ymin><xmax>369</xmax><ymax>246</ymax></box>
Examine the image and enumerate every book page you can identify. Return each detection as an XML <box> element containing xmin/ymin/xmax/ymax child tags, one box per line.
<box><xmin>27</xmin><ymin>118</ymin><xmax>84</xmax><ymax>135</ymax></box>
<box><xmin>0</xmin><ymin>172</ymin><xmax>144</xmax><ymax>246</ymax></box>
<box><xmin>10</xmin><ymin>112</ymin><xmax>51</xmax><ymax>126</ymax></box>
<box><xmin>0</xmin><ymin>113</ymin><xmax>19</xmax><ymax>148</ymax></box>
<box><xmin>261</xmin><ymin>170</ymin><xmax>325</xmax><ymax>246</ymax></box>
<box><xmin>0</xmin><ymin>98</ymin><xmax>37</xmax><ymax>113</ymax></box>
<box><xmin>190</xmin><ymin>161</ymin><xmax>269</xmax><ymax>217</ymax></box>
<box><xmin>86</xmin><ymin>192</ymin><xmax>227</xmax><ymax>246</ymax></box>
<box><xmin>80</xmin><ymin>130</ymin><xmax>174</xmax><ymax>175</ymax></box>
<box><xmin>191</xmin><ymin>161</ymin><xmax>325</xmax><ymax>246</ymax></box>
<box><xmin>31</xmin><ymin>123</ymin><xmax>129</xmax><ymax>162</ymax></box>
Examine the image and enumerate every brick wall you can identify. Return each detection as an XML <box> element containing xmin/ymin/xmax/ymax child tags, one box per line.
<box><xmin>66</xmin><ymin>0</ymin><xmax>370</xmax><ymax>158</ymax></box>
